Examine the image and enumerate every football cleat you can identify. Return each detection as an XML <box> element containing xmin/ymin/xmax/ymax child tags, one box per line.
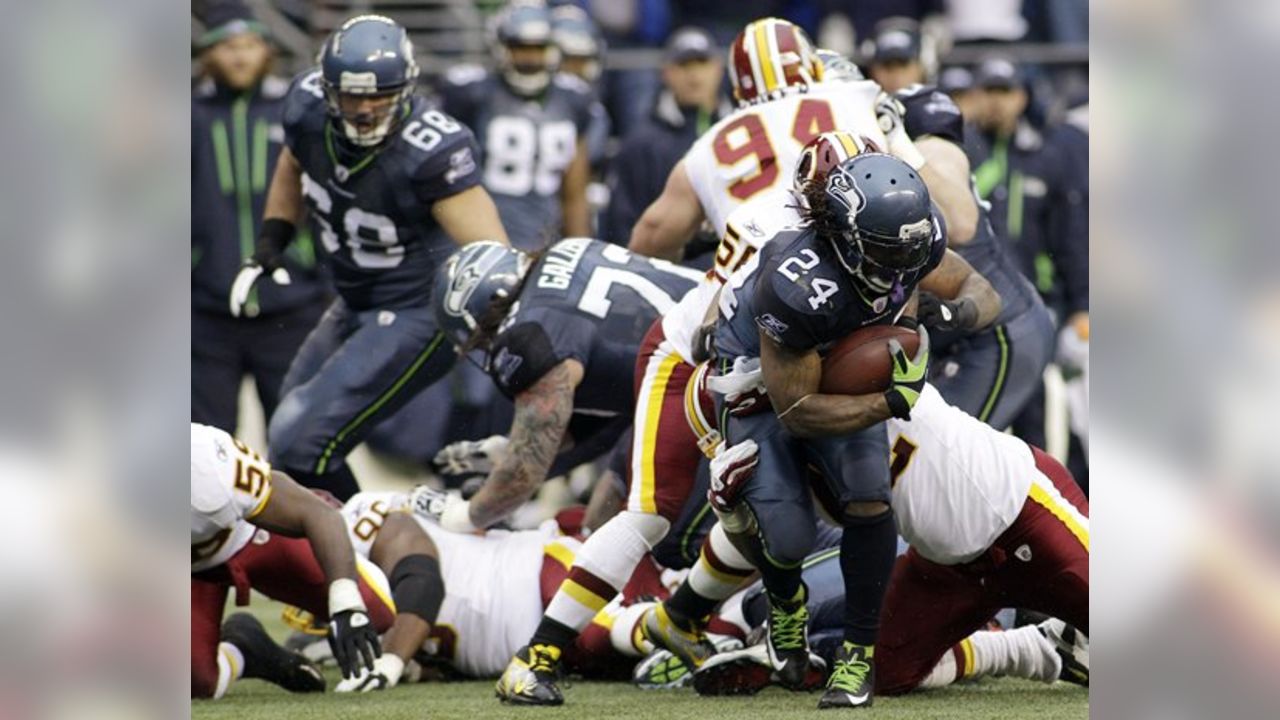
<box><xmin>495</xmin><ymin>644</ymin><xmax>564</xmax><ymax>706</ymax></box>
<box><xmin>764</xmin><ymin>587</ymin><xmax>812</xmax><ymax>690</ymax></box>
<box><xmin>221</xmin><ymin>613</ymin><xmax>325</xmax><ymax>693</ymax></box>
<box><xmin>818</xmin><ymin>641</ymin><xmax>875</xmax><ymax>709</ymax></box>
<box><xmin>640</xmin><ymin>603</ymin><xmax>718</xmax><ymax>671</ymax></box>
<box><xmin>693</xmin><ymin>643</ymin><xmax>827</xmax><ymax>696</ymax></box>
<box><xmin>1039</xmin><ymin>618</ymin><xmax>1089</xmax><ymax>687</ymax></box>
<box><xmin>633</xmin><ymin>636</ymin><xmax>745</xmax><ymax>690</ymax></box>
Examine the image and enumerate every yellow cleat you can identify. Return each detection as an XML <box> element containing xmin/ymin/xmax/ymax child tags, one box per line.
<box><xmin>641</xmin><ymin>603</ymin><xmax>718</xmax><ymax>671</ymax></box>
<box><xmin>495</xmin><ymin>644</ymin><xmax>564</xmax><ymax>706</ymax></box>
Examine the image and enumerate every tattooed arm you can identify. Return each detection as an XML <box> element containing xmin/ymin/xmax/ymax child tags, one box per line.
<box><xmin>466</xmin><ymin>359</ymin><xmax>584</xmax><ymax>529</ymax></box>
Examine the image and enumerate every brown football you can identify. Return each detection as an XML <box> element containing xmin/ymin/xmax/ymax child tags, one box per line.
<box><xmin>819</xmin><ymin>325</ymin><xmax>921</xmax><ymax>396</ymax></box>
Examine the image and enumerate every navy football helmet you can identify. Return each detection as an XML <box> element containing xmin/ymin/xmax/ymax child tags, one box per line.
<box><xmin>815</xmin><ymin>48</ymin><xmax>864</xmax><ymax>82</ymax></box>
<box><xmin>492</xmin><ymin>1</ymin><xmax>560</xmax><ymax>96</ymax></box>
<box><xmin>822</xmin><ymin>153</ymin><xmax>937</xmax><ymax>294</ymax></box>
<box><xmin>551</xmin><ymin>4</ymin><xmax>604</xmax><ymax>83</ymax></box>
<box><xmin>318</xmin><ymin>15</ymin><xmax>419</xmax><ymax>147</ymax></box>
<box><xmin>432</xmin><ymin>242</ymin><xmax>530</xmax><ymax>354</ymax></box>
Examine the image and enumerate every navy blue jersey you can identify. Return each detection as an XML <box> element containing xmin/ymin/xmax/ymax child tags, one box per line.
<box><xmin>487</xmin><ymin>238</ymin><xmax>700</xmax><ymax>415</ymax></box>
<box><xmin>716</xmin><ymin>226</ymin><xmax>946</xmax><ymax>361</ymax></box>
<box><xmin>437</xmin><ymin>67</ymin><xmax>593</xmax><ymax>249</ymax></box>
<box><xmin>283</xmin><ymin>69</ymin><xmax>484</xmax><ymax>310</ymax></box>
<box><xmin>896</xmin><ymin>85</ymin><xmax>1041</xmax><ymax>329</ymax></box>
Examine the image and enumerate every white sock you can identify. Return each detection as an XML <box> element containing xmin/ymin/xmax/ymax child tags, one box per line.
<box><xmin>608</xmin><ymin>601</ymin><xmax>656</xmax><ymax>657</ymax></box>
<box><xmin>213</xmin><ymin>642</ymin><xmax>245</xmax><ymax>700</ymax></box>
<box><xmin>965</xmin><ymin>626</ymin><xmax>1061</xmax><ymax>682</ymax></box>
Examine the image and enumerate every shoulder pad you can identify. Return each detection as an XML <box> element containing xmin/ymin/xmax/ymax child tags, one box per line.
<box><xmin>444</xmin><ymin>64</ymin><xmax>489</xmax><ymax>86</ymax></box>
<box><xmin>552</xmin><ymin>72</ymin><xmax>593</xmax><ymax>96</ymax></box>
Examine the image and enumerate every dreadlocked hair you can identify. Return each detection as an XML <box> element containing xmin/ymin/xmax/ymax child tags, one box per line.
<box><xmin>460</xmin><ymin>243</ymin><xmax>552</xmax><ymax>355</ymax></box>
<box><xmin>797</xmin><ymin>176</ymin><xmax>846</xmax><ymax>242</ymax></box>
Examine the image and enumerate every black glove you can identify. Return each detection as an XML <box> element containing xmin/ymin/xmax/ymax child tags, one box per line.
<box><xmin>329</xmin><ymin>608</ymin><xmax>381</xmax><ymax>679</ymax></box>
<box><xmin>691</xmin><ymin>321</ymin><xmax>716</xmax><ymax>364</ymax></box>
<box><xmin>917</xmin><ymin>292</ymin><xmax>979</xmax><ymax>332</ymax></box>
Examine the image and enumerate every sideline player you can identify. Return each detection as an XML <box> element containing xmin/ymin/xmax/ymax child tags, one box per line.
<box><xmin>690</xmin><ymin>380</ymin><xmax>1089</xmax><ymax>698</ymax></box>
<box><xmin>438</xmin><ymin>1</ymin><xmax>594</xmax><ymax>249</ymax></box>
<box><xmin>191</xmin><ymin>424</ymin><xmax>390</xmax><ymax>699</ymax></box>
<box><xmin>415</xmin><ymin>238</ymin><xmax>701</xmax><ymax>536</ymax></box>
<box><xmin>229</xmin><ymin>15</ymin><xmax>508</xmax><ymax>500</ymax></box>
<box><xmin>649</xmin><ymin>153</ymin><xmax>1000</xmax><ymax>709</ymax></box>
<box><xmin>629</xmin><ymin>19</ymin><xmax>978</xmax><ymax>263</ymax></box>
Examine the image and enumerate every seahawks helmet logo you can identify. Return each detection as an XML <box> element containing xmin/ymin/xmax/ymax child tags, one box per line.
<box><xmin>443</xmin><ymin>257</ymin><xmax>485</xmax><ymax>320</ymax></box>
<box><xmin>826</xmin><ymin>164</ymin><xmax>867</xmax><ymax>225</ymax></box>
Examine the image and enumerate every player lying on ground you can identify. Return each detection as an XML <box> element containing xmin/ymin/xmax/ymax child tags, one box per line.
<box><xmin>682</xmin><ymin>380</ymin><xmax>1089</xmax><ymax>699</ymax></box>
<box><xmin>413</xmin><ymin>238</ymin><xmax>699</xmax><ymax>537</ymax></box>
<box><xmin>190</xmin><ymin>424</ymin><xmax>390</xmax><ymax>699</ymax></box>
<box><xmin>293</xmin><ymin>490</ymin><xmax>710</xmax><ymax>684</ymax></box>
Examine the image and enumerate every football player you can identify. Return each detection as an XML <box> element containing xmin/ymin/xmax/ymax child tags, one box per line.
<box><xmin>191</xmin><ymin>424</ymin><xmax>391</xmax><ymax>699</ymax></box>
<box><xmin>438</xmin><ymin>1</ymin><xmax>594</xmax><ymax>249</ymax></box>
<box><xmin>690</xmin><ymin>379</ymin><xmax>1089</xmax><ymax>697</ymax></box>
<box><xmin>629</xmin><ymin>18</ymin><xmax>979</xmax><ymax>263</ymax></box>
<box><xmin>550</xmin><ymin>4</ymin><xmax>611</xmax><ymax>171</ymax></box>
<box><xmin>649</xmin><ymin>153</ymin><xmax>1001</xmax><ymax>709</ymax></box>
<box><xmin>415</xmin><ymin>238</ymin><xmax>701</xmax><ymax>537</ymax></box>
<box><xmin>228</xmin><ymin>16</ymin><xmax>508</xmax><ymax>501</ymax></box>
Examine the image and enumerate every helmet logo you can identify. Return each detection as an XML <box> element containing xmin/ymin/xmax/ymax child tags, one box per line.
<box><xmin>444</xmin><ymin>259</ymin><xmax>485</xmax><ymax>319</ymax></box>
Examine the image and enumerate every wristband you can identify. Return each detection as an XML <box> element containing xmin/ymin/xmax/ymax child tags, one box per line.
<box><xmin>256</xmin><ymin>217</ymin><xmax>297</xmax><ymax>258</ymax></box>
<box><xmin>328</xmin><ymin>578</ymin><xmax>366</xmax><ymax>616</ymax></box>
<box><xmin>440</xmin><ymin>498</ymin><xmax>478</xmax><ymax>534</ymax></box>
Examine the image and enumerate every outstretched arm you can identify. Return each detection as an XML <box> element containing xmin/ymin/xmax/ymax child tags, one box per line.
<box><xmin>433</xmin><ymin>185</ymin><xmax>510</xmax><ymax>245</ymax></box>
<box><xmin>466</xmin><ymin>359</ymin><xmax>584</xmax><ymax>529</ymax></box>
<box><xmin>628</xmin><ymin>160</ymin><xmax>706</xmax><ymax>261</ymax></box>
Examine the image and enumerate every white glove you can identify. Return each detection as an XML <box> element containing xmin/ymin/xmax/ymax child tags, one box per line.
<box><xmin>229</xmin><ymin>261</ymin><xmax>292</xmax><ymax>317</ymax></box>
<box><xmin>875</xmin><ymin>92</ymin><xmax>927</xmax><ymax>170</ymax></box>
<box><xmin>432</xmin><ymin>435</ymin><xmax>510</xmax><ymax>477</ymax></box>
<box><xmin>705</xmin><ymin>357</ymin><xmax>768</xmax><ymax>416</ymax></box>
<box><xmin>1056</xmin><ymin>323</ymin><xmax>1089</xmax><ymax>373</ymax></box>
<box><xmin>409</xmin><ymin>485</ymin><xmax>478</xmax><ymax>533</ymax></box>
<box><xmin>334</xmin><ymin>653</ymin><xmax>405</xmax><ymax>693</ymax></box>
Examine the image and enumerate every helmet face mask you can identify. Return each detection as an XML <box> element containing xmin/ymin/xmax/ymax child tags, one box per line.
<box><xmin>493</xmin><ymin>2</ymin><xmax>560</xmax><ymax>96</ymax></box>
<box><xmin>320</xmin><ymin>15</ymin><xmax>419</xmax><ymax>148</ymax></box>
<box><xmin>814</xmin><ymin>48</ymin><xmax>864</xmax><ymax>83</ymax></box>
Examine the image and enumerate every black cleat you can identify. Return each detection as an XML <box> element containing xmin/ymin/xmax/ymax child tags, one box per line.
<box><xmin>1039</xmin><ymin>618</ymin><xmax>1089</xmax><ymax>687</ymax></box>
<box><xmin>818</xmin><ymin>641</ymin><xmax>875</xmax><ymax>709</ymax></box>
<box><xmin>764</xmin><ymin>587</ymin><xmax>812</xmax><ymax>690</ymax></box>
<box><xmin>221</xmin><ymin>612</ymin><xmax>325</xmax><ymax>693</ymax></box>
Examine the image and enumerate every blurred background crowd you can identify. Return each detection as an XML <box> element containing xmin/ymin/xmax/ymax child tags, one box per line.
<box><xmin>191</xmin><ymin>0</ymin><xmax>1089</xmax><ymax>508</ymax></box>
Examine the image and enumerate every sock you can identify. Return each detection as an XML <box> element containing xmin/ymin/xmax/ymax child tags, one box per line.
<box><xmin>840</xmin><ymin>509</ymin><xmax>897</xmax><ymax>646</ymax></box>
<box><xmin>669</xmin><ymin>524</ymin><xmax>755</xmax><ymax>623</ymax></box>
<box><xmin>535</xmin><ymin>511</ymin><xmax>667</xmax><ymax>649</ymax></box>
<box><xmin>608</xmin><ymin>602</ymin><xmax>656</xmax><ymax>658</ymax></box>
<box><xmin>963</xmin><ymin>626</ymin><xmax>1061</xmax><ymax>682</ymax></box>
<box><xmin>213</xmin><ymin>642</ymin><xmax>245</xmax><ymax>700</ymax></box>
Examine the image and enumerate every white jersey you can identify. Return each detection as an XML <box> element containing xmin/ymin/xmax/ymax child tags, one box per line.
<box><xmin>191</xmin><ymin>424</ymin><xmax>274</xmax><ymax>573</ymax></box>
<box><xmin>682</xmin><ymin>80</ymin><xmax>886</xmax><ymax>238</ymax></box>
<box><xmin>341</xmin><ymin>491</ymin><xmax>579</xmax><ymax>678</ymax></box>
<box><xmin>886</xmin><ymin>385</ymin><xmax>1034</xmax><ymax>565</ymax></box>
<box><xmin>661</xmin><ymin>188</ymin><xmax>802</xmax><ymax>360</ymax></box>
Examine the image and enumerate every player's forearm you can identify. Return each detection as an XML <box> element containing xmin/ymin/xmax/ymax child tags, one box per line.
<box><xmin>956</xmin><ymin>271</ymin><xmax>1001</xmax><ymax>329</ymax></box>
<box><xmin>263</xmin><ymin>146</ymin><xmax>305</xmax><ymax>225</ymax></box>
<box><xmin>776</xmin><ymin>392</ymin><xmax>893</xmax><ymax>438</ymax></box>
<box><xmin>433</xmin><ymin>185</ymin><xmax>510</xmax><ymax>245</ymax></box>
<box><xmin>628</xmin><ymin>207</ymin><xmax>688</xmax><ymax>261</ymax></box>
<box><xmin>917</xmin><ymin>138</ymin><xmax>978</xmax><ymax>244</ymax></box>
<box><xmin>303</xmin><ymin>506</ymin><xmax>360</xmax><ymax>585</ymax></box>
<box><xmin>561</xmin><ymin>192</ymin><xmax>591</xmax><ymax>237</ymax></box>
<box><xmin>467</xmin><ymin>366</ymin><xmax>577</xmax><ymax>528</ymax></box>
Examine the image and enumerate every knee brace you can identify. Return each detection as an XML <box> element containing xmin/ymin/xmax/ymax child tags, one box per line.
<box><xmin>390</xmin><ymin>554</ymin><xmax>445</xmax><ymax>624</ymax></box>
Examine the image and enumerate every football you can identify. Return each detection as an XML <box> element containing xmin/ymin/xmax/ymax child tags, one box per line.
<box><xmin>819</xmin><ymin>325</ymin><xmax>921</xmax><ymax>396</ymax></box>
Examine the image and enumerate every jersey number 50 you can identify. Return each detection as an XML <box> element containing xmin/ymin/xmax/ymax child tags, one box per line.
<box><xmin>712</xmin><ymin>99</ymin><xmax>836</xmax><ymax>200</ymax></box>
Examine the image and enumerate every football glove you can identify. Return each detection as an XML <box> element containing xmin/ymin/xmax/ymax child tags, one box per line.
<box><xmin>432</xmin><ymin>435</ymin><xmax>509</xmax><ymax>478</ymax></box>
<box><xmin>884</xmin><ymin>325</ymin><xmax>930</xmax><ymax>420</ymax></box>
<box><xmin>705</xmin><ymin>357</ymin><xmax>770</xmax><ymax>416</ymax></box>
<box><xmin>327</xmin><ymin>579</ymin><xmax>381</xmax><ymax>679</ymax></box>
<box><xmin>409</xmin><ymin>485</ymin><xmax>477</xmax><ymax>533</ymax></box>
<box><xmin>875</xmin><ymin>92</ymin><xmax>926</xmax><ymax>170</ymax></box>
<box><xmin>334</xmin><ymin>653</ymin><xmax>405</xmax><ymax>693</ymax></box>
<box><xmin>708</xmin><ymin>440</ymin><xmax>759</xmax><ymax>513</ymax></box>
<box><xmin>229</xmin><ymin>219</ymin><xmax>296</xmax><ymax>317</ymax></box>
<box><xmin>917</xmin><ymin>292</ymin><xmax>980</xmax><ymax>332</ymax></box>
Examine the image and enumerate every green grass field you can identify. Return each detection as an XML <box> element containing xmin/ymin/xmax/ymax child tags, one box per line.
<box><xmin>193</xmin><ymin>598</ymin><xmax>1088</xmax><ymax>720</ymax></box>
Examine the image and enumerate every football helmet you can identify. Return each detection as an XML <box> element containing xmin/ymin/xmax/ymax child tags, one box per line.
<box><xmin>814</xmin><ymin>48</ymin><xmax>864</xmax><ymax>82</ymax></box>
<box><xmin>551</xmin><ymin>4</ymin><xmax>604</xmax><ymax>83</ymax></box>
<box><xmin>822</xmin><ymin>153</ymin><xmax>937</xmax><ymax>294</ymax></box>
<box><xmin>431</xmin><ymin>242</ymin><xmax>529</xmax><ymax>353</ymax></box>
<box><xmin>318</xmin><ymin>15</ymin><xmax>419</xmax><ymax>147</ymax></box>
<box><xmin>728</xmin><ymin>18</ymin><xmax>822</xmax><ymax>106</ymax></box>
<box><xmin>492</xmin><ymin>1</ymin><xmax>560</xmax><ymax>96</ymax></box>
<box><xmin>793</xmin><ymin>131</ymin><xmax>881</xmax><ymax>191</ymax></box>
